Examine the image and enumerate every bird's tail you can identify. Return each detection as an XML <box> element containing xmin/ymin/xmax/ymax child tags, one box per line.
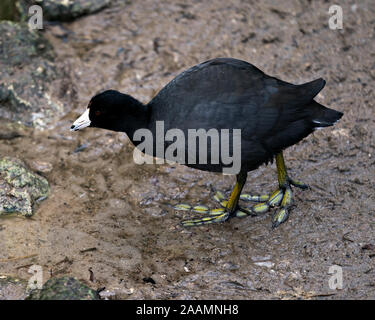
<box><xmin>308</xmin><ymin>100</ymin><xmax>343</xmax><ymax>128</ymax></box>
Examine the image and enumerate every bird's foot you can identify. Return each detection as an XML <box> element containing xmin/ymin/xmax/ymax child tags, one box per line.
<box><xmin>174</xmin><ymin>177</ymin><xmax>308</xmax><ymax>228</ymax></box>
<box><xmin>242</xmin><ymin>177</ymin><xmax>308</xmax><ymax>228</ymax></box>
<box><xmin>175</xmin><ymin>191</ymin><xmax>255</xmax><ymax>227</ymax></box>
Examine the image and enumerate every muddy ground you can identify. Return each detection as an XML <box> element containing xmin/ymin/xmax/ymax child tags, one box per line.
<box><xmin>1</xmin><ymin>0</ymin><xmax>374</xmax><ymax>299</ymax></box>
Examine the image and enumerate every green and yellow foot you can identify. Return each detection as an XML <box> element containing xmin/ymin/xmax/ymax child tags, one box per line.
<box><xmin>175</xmin><ymin>175</ymin><xmax>308</xmax><ymax>228</ymax></box>
<box><xmin>174</xmin><ymin>152</ymin><xmax>308</xmax><ymax>228</ymax></box>
<box><xmin>175</xmin><ymin>191</ymin><xmax>254</xmax><ymax>227</ymax></box>
<box><xmin>241</xmin><ymin>176</ymin><xmax>308</xmax><ymax>228</ymax></box>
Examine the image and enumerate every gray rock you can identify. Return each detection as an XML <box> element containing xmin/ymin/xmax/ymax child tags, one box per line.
<box><xmin>0</xmin><ymin>21</ymin><xmax>74</xmax><ymax>128</ymax></box>
<box><xmin>17</xmin><ymin>0</ymin><xmax>111</xmax><ymax>21</ymax></box>
<box><xmin>0</xmin><ymin>276</ymin><xmax>28</xmax><ymax>300</ymax></box>
<box><xmin>26</xmin><ymin>277</ymin><xmax>100</xmax><ymax>300</ymax></box>
<box><xmin>0</xmin><ymin>157</ymin><xmax>49</xmax><ymax>217</ymax></box>
<box><xmin>0</xmin><ymin>118</ymin><xmax>28</xmax><ymax>140</ymax></box>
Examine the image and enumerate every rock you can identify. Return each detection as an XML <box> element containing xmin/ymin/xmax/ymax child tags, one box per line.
<box><xmin>0</xmin><ymin>157</ymin><xmax>49</xmax><ymax>217</ymax></box>
<box><xmin>29</xmin><ymin>160</ymin><xmax>53</xmax><ymax>174</ymax></box>
<box><xmin>26</xmin><ymin>277</ymin><xmax>100</xmax><ymax>300</ymax></box>
<box><xmin>0</xmin><ymin>118</ymin><xmax>28</xmax><ymax>140</ymax></box>
<box><xmin>0</xmin><ymin>0</ymin><xmax>18</xmax><ymax>21</ymax></box>
<box><xmin>0</xmin><ymin>21</ymin><xmax>75</xmax><ymax>129</ymax></box>
<box><xmin>17</xmin><ymin>0</ymin><xmax>111</xmax><ymax>22</ymax></box>
<box><xmin>48</xmin><ymin>24</ymin><xmax>70</xmax><ymax>38</ymax></box>
<box><xmin>0</xmin><ymin>276</ymin><xmax>28</xmax><ymax>300</ymax></box>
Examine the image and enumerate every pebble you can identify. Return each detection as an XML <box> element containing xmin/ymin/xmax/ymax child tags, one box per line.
<box><xmin>29</xmin><ymin>160</ymin><xmax>53</xmax><ymax>173</ymax></box>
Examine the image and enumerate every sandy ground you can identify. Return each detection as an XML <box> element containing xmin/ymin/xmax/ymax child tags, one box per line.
<box><xmin>1</xmin><ymin>0</ymin><xmax>374</xmax><ymax>299</ymax></box>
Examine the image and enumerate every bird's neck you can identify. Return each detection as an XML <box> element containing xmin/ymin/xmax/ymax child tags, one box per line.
<box><xmin>116</xmin><ymin>94</ymin><xmax>150</xmax><ymax>138</ymax></box>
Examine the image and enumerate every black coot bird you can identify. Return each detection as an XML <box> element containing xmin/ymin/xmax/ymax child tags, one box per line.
<box><xmin>71</xmin><ymin>58</ymin><xmax>343</xmax><ymax>228</ymax></box>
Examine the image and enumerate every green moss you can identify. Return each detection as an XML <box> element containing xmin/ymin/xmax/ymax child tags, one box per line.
<box><xmin>0</xmin><ymin>0</ymin><xmax>19</xmax><ymax>21</ymax></box>
<box><xmin>0</xmin><ymin>157</ymin><xmax>49</xmax><ymax>217</ymax></box>
<box><xmin>0</xmin><ymin>157</ymin><xmax>49</xmax><ymax>198</ymax></box>
<box><xmin>0</xmin><ymin>276</ymin><xmax>28</xmax><ymax>300</ymax></box>
<box><xmin>26</xmin><ymin>277</ymin><xmax>100</xmax><ymax>300</ymax></box>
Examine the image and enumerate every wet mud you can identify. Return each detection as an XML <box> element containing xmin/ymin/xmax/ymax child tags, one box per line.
<box><xmin>0</xmin><ymin>0</ymin><xmax>374</xmax><ymax>299</ymax></box>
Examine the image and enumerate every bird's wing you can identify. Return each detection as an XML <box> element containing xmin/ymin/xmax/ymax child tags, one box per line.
<box><xmin>150</xmin><ymin>58</ymin><xmax>325</xmax><ymax>139</ymax></box>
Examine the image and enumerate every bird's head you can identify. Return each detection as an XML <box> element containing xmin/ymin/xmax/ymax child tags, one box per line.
<box><xmin>70</xmin><ymin>90</ymin><xmax>145</xmax><ymax>133</ymax></box>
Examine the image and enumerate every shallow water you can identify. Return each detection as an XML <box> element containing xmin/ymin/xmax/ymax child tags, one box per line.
<box><xmin>1</xmin><ymin>0</ymin><xmax>375</xmax><ymax>299</ymax></box>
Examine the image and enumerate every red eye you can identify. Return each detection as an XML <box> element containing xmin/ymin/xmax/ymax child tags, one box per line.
<box><xmin>95</xmin><ymin>110</ymin><xmax>101</xmax><ymax>116</ymax></box>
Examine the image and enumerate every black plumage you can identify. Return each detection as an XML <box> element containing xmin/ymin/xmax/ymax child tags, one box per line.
<box><xmin>74</xmin><ymin>58</ymin><xmax>342</xmax><ymax>173</ymax></box>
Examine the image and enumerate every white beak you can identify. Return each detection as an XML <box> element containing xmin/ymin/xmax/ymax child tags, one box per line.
<box><xmin>70</xmin><ymin>109</ymin><xmax>91</xmax><ymax>131</ymax></box>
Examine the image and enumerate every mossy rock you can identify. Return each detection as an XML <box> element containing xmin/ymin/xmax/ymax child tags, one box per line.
<box><xmin>0</xmin><ymin>20</ymin><xmax>53</xmax><ymax>67</ymax></box>
<box><xmin>0</xmin><ymin>157</ymin><xmax>49</xmax><ymax>217</ymax></box>
<box><xmin>17</xmin><ymin>0</ymin><xmax>111</xmax><ymax>22</ymax></box>
<box><xmin>0</xmin><ymin>21</ymin><xmax>74</xmax><ymax>128</ymax></box>
<box><xmin>0</xmin><ymin>0</ymin><xmax>19</xmax><ymax>21</ymax></box>
<box><xmin>26</xmin><ymin>277</ymin><xmax>100</xmax><ymax>300</ymax></box>
<box><xmin>0</xmin><ymin>118</ymin><xmax>28</xmax><ymax>140</ymax></box>
<box><xmin>0</xmin><ymin>276</ymin><xmax>28</xmax><ymax>300</ymax></box>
